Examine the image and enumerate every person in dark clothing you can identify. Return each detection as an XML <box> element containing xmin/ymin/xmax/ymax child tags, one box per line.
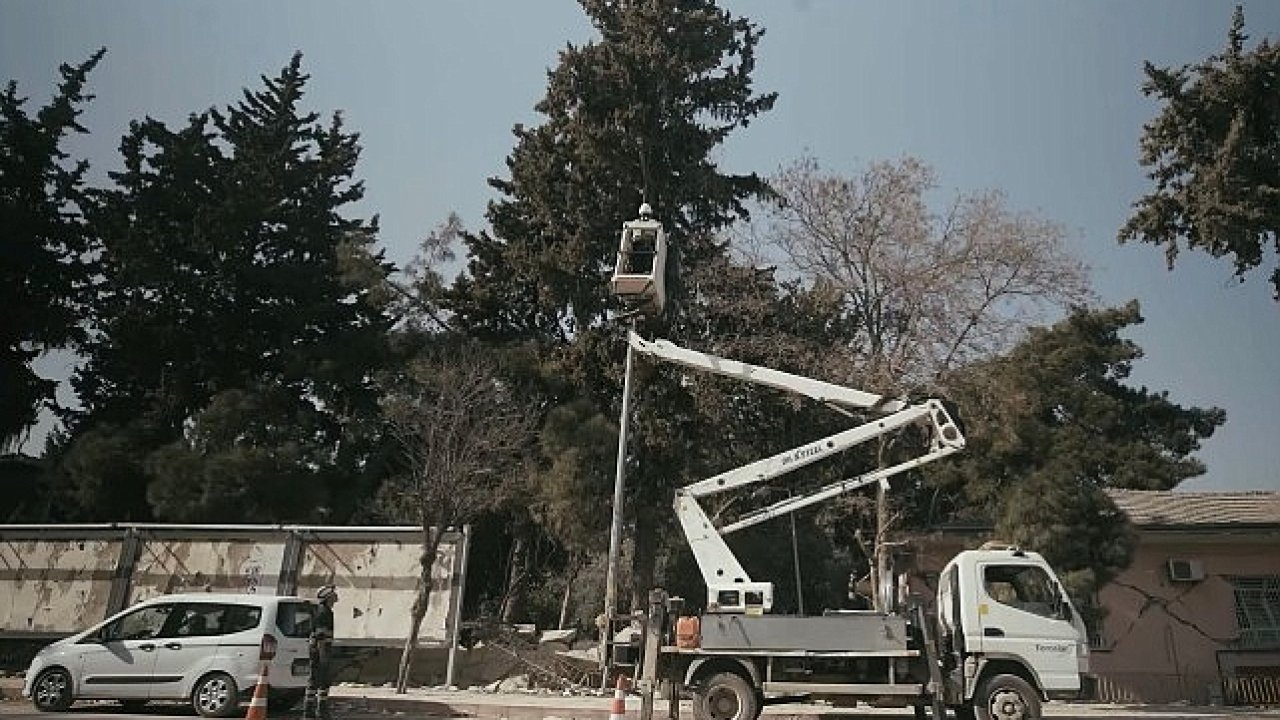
<box><xmin>304</xmin><ymin>585</ymin><xmax>338</xmax><ymax>720</ymax></box>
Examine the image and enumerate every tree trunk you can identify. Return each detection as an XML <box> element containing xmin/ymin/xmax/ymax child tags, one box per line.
<box><xmin>558</xmin><ymin>556</ymin><xmax>580</xmax><ymax>630</ymax></box>
<box><xmin>500</xmin><ymin>530</ymin><xmax>528</xmax><ymax>623</ymax></box>
<box><xmin>872</xmin><ymin>436</ymin><xmax>891</xmax><ymax>612</ymax></box>
<box><xmin>874</xmin><ymin>482</ymin><xmax>889</xmax><ymax>612</ymax></box>
<box><xmin>397</xmin><ymin>527</ymin><xmax>441</xmax><ymax>693</ymax></box>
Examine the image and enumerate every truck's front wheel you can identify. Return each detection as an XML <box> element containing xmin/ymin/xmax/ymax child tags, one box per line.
<box><xmin>693</xmin><ymin>671</ymin><xmax>760</xmax><ymax>720</ymax></box>
<box><xmin>974</xmin><ymin>673</ymin><xmax>1040</xmax><ymax>720</ymax></box>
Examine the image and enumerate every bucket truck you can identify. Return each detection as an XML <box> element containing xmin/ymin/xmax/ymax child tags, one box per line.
<box><xmin>609</xmin><ymin>332</ymin><xmax>1089</xmax><ymax>720</ymax></box>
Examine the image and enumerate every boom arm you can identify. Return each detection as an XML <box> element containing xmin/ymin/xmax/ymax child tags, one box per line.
<box><xmin>627</xmin><ymin>332</ymin><xmax>965</xmax><ymax>613</ymax></box>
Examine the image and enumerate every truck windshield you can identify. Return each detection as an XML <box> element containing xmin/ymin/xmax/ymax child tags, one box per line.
<box><xmin>983</xmin><ymin>565</ymin><xmax>1059</xmax><ymax>619</ymax></box>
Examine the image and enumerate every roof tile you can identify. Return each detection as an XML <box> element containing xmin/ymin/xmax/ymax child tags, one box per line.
<box><xmin>1106</xmin><ymin>489</ymin><xmax>1280</xmax><ymax>527</ymax></box>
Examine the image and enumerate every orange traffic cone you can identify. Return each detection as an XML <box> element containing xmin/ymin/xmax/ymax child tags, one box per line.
<box><xmin>245</xmin><ymin>661</ymin><xmax>270</xmax><ymax>720</ymax></box>
<box><xmin>609</xmin><ymin>674</ymin><xmax>629</xmax><ymax>720</ymax></box>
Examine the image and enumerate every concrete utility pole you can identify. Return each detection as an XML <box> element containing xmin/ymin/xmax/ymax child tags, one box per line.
<box><xmin>601</xmin><ymin>319</ymin><xmax>637</xmax><ymax>683</ymax></box>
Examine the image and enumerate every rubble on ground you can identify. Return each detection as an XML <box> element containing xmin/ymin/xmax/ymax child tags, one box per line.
<box><xmin>461</xmin><ymin>622</ymin><xmax>604</xmax><ymax>694</ymax></box>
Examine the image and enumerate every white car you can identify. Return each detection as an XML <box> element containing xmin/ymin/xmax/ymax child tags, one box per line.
<box><xmin>23</xmin><ymin>593</ymin><xmax>317</xmax><ymax>717</ymax></box>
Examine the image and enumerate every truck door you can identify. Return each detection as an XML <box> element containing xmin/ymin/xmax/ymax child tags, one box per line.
<box><xmin>975</xmin><ymin>562</ymin><xmax>1081</xmax><ymax>692</ymax></box>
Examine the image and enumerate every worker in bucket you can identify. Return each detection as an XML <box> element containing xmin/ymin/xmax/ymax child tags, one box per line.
<box><xmin>304</xmin><ymin>584</ymin><xmax>338</xmax><ymax>720</ymax></box>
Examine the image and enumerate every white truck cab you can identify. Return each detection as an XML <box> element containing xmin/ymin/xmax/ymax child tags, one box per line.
<box><xmin>938</xmin><ymin>547</ymin><xmax>1089</xmax><ymax>706</ymax></box>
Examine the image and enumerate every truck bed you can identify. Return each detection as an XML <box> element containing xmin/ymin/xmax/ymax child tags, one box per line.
<box><xmin>693</xmin><ymin>612</ymin><xmax>913</xmax><ymax>655</ymax></box>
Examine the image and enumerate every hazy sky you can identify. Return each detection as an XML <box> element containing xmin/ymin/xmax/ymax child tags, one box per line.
<box><xmin>4</xmin><ymin>1</ymin><xmax>1278</xmax><ymax>491</ymax></box>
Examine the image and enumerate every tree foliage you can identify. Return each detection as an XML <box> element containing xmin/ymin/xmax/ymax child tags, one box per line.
<box><xmin>1121</xmin><ymin>6</ymin><xmax>1280</xmax><ymax>298</ymax></box>
<box><xmin>0</xmin><ymin>50</ymin><xmax>104</xmax><ymax>448</ymax></box>
<box><xmin>926</xmin><ymin>302</ymin><xmax>1225</xmax><ymax>619</ymax></box>
<box><xmin>758</xmin><ymin>156</ymin><xmax>1092</xmax><ymax>392</ymax></box>
<box><xmin>448</xmin><ymin>0</ymin><xmax>776</xmax><ymax>343</ymax></box>
<box><xmin>443</xmin><ymin>0</ymin><xmax>778</xmax><ymax>612</ymax></box>
<box><xmin>61</xmin><ymin>53</ymin><xmax>391</xmax><ymax>521</ymax></box>
<box><xmin>753</xmin><ymin>156</ymin><xmax>1093</xmax><ymax>606</ymax></box>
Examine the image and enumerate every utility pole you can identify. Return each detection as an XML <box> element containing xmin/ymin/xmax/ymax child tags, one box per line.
<box><xmin>601</xmin><ymin>318</ymin><xmax>637</xmax><ymax>683</ymax></box>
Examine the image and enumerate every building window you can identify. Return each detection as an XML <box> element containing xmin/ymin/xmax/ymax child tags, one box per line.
<box><xmin>1232</xmin><ymin>576</ymin><xmax>1280</xmax><ymax>649</ymax></box>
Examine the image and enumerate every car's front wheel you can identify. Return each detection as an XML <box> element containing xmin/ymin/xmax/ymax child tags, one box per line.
<box><xmin>192</xmin><ymin>672</ymin><xmax>240</xmax><ymax>718</ymax></box>
<box><xmin>32</xmin><ymin>668</ymin><xmax>74</xmax><ymax>712</ymax></box>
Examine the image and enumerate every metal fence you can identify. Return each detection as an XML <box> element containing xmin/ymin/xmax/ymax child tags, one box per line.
<box><xmin>1092</xmin><ymin>672</ymin><xmax>1280</xmax><ymax>706</ymax></box>
<box><xmin>1223</xmin><ymin>675</ymin><xmax>1280</xmax><ymax>706</ymax></box>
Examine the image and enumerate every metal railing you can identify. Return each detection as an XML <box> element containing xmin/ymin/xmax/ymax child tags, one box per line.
<box><xmin>1090</xmin><ymin>672</ymin><xmax>1280</xmax><ymax>706</ymax></box>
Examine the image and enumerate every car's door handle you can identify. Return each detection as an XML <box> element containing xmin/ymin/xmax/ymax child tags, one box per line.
<box><xmin>983</xmin><ymin>627</ymin><xmax>1005</xmax><ymax>637</ymax></box>
<box><xmin>138</xmin><ymin>643</ymin><xmax>157</xmax><ymax>651</ymax></box>
<box><xmin>164</xmin><ymin>642</ymin><xmax>183</xmax><ymax>650</ymax></box>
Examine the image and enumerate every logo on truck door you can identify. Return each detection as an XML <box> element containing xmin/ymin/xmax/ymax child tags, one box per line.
<box><xmin>1035</xmin><ymin>643</ymin><xmax>1072</xmax><ymax>653</ymax></box>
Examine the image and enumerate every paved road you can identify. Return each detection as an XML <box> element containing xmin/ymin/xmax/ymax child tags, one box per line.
<box><xmin>4</xmin><ymin>688</ymin><xmax>1280</xmax><ymax>720</ymax></box>
<box><xmin>3</xmin><ymin>710</ymin><xmax>1280</xmax><ymax>720</ymax></box>
<box><xmin>4</xmin><ymin>701</ymin><xmax>1280</xmax><ymax>720</ymax></box>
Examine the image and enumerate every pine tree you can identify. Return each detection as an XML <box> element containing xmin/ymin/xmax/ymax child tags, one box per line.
<box><xmin>444</xmin><ymin>0</ymin><xmax>777</xmax><ymax>611</ymax></box>
<box><xmin>1121</xmin><ymin>7</ymin><xmax>1280</xmax><ymax>298</ymax></box>
<box><xmin>924</xmin><ymin>302</ymin><xmax>1225</xmax><ymax>621</ymax></box>
<box><xmin>0</xmin><ymin>50</ymin><xmax>104</xmax><ymax>448</ymax></box>
<box><xmin>63</xmin><ymin>53</ymin><xmax>392</xmax><ymax>521</ymax></box>
<box><xmin>449</xmin><ymin>0</ymin><xmax>776</xmax><ymax>341</ymax></box>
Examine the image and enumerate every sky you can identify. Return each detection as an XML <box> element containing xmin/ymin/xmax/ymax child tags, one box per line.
<box><xmin>3</xmin><ymin>1</ymin><xmax>1278</xmax><ymax>492</ymax></box>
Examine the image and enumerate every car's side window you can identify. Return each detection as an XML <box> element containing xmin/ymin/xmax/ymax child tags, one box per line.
<box><xmin>221</xmin><ymin>604</ymin><xmax>262</xmax><ymax>634</ymax></box>
<box><xmin>982</xmin><ymin>564</ymin><xmax>1059</xmax><ymax>619</ymax></box>
<box><xmin>275</xmin><ymin>601</ymin><xmax>315</xmax><ymax>639</ymax></box>
<box><xmin>174</xmin><ymin>604</ymin><xmax>226</xmax><ymax>637</ymax></box>
<box><xmin>103</xmin><ymin>604</ymin><xmax>175</xmax><ymax>641</ymax></box>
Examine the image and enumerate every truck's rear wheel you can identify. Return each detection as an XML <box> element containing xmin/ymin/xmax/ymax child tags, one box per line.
<box><xmin>693</xmin><ymin>671</ymin><xmax>760</xmax><ymax>720</ymax></box>
<box><xmin>975</xmin><ymin>673</ymin><xmax>1040</xmax><ymax>720</ymax></box>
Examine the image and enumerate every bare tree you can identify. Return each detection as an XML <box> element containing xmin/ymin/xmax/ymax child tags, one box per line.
<box><xmin>337</xmin><ymin>213</ymin><xmax>462</xmax><ymax>333</ymax></box>
<box><xmin>375</xmin><ymin>343</ymin><xmax>536</xmax><ymax>692</ymax></box>
<box><xmin>754</xmin><ymin>156</ymin><xmax>1093</xmax><ymax>608</ymax></box>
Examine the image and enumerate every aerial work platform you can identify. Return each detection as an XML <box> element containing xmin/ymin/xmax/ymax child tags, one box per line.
<box><xmin>609</xmin><ymin>203</ymin><xmax>667</xmax><ymax>314</ymax></box>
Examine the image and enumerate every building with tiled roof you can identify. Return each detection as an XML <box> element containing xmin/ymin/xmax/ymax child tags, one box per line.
<box><xmin>1088</xmin><ymin>489</ymin><xmax>1280</xmax><ymax>705</ymax></box>
<box><xmin>1107</xmin><ymin>489</ymin><xmax>1280</xmax><ymax>530</ymax></box>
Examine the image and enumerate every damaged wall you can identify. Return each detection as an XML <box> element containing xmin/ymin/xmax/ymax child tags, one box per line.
<box><xmin>0</xmin><ymin>530</ymin><xmax>122</xmax><ymax>636</ymax></box>
<box><xmin>132</xmin><ymin>535</ymin><xmax>288</xmax><ymax>598</ymax></box>
<box><xmin>0</xmin><ymin>525</ymin><xmax>466</xmax><ymax>646</ymax></box>
<box><xmin>300</xmin><ymin>533</ymin><xmax>456</xmax><ymax>644</ymax></box>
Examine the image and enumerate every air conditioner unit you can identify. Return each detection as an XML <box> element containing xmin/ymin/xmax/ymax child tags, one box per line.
<box><xmin>1167</xmin><ymin>558</ymin><xmax>1206</xmax><ymax>582</ymax></box>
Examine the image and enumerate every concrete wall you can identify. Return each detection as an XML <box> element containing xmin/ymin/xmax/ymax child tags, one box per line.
<box><xmin>0</xmin><ymin>531</ymin><xmax>122</xmax><ymax>635</ymax></box>
<box><xmin>131</xmin><ymin>536</ymin><xmax>288</xmax><ymax>598</ymax></box>
<box><xmin>0</xmin><ymin>524</ymin><xmax>466</xmax><ymax>646</ymax></box>
<box><xmin>1090</xmin><ymin>532</ymin><xmax>1280</xmax><ymax>704</ymax></box>
<box><xmin>299</xmin><ymin>533</ymin><xmax>457</xmax><ymax>644</ymax></box>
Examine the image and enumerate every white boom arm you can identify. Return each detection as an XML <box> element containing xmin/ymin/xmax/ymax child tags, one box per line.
<box><xmin>628</xmin><ymin>334</ymin><xmax>908</xmax><ymax>414</ymax></box>
<box><xmin>627</xmin><ymin>332</ymin><xmax>965</xmax><ymax>613</ymax></box>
